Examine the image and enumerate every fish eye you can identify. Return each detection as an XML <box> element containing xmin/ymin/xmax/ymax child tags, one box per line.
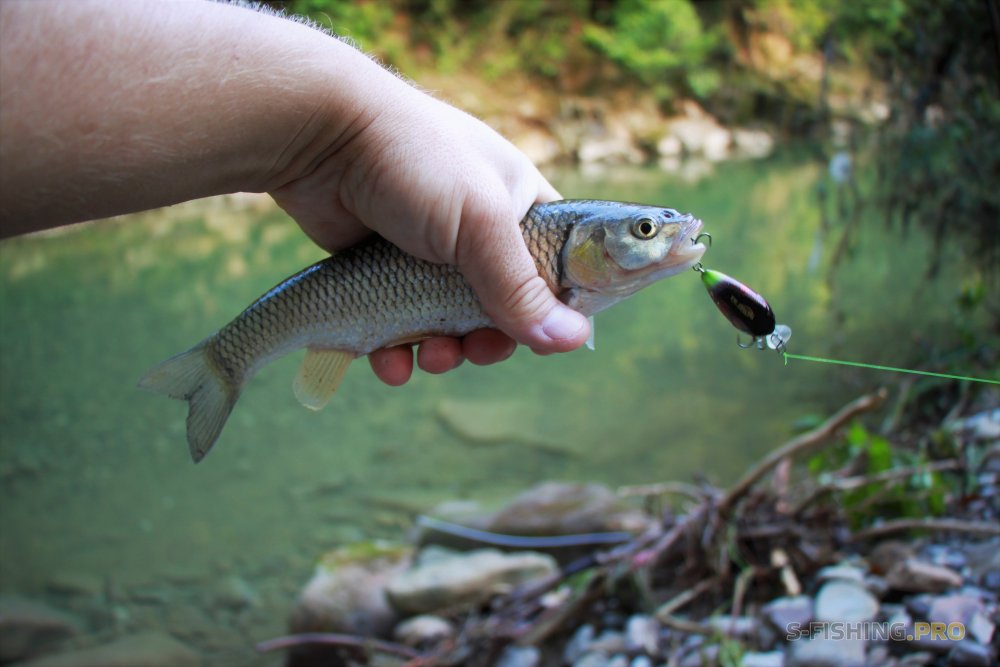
<box><xmin>631</xmin><ymin>217</ymin><xmax>658</xmax><ymax>239</ymax></box>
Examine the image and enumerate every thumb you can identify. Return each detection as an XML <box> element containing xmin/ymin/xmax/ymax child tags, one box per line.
<box><xmin>456</xmin><ymin>201</ymin><xmax>591</xmax><ymax>354</ymax></box>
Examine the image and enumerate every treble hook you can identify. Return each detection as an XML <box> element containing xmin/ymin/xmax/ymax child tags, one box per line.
<box><xmin>736</xmin><ymin>333</ymin><xmax>765</xmax><ymax>350</ymax></box>
<box><xmin>692</xmin><ymin>232</ymin><xmax>712</xmax><ymax>248</ymax></box>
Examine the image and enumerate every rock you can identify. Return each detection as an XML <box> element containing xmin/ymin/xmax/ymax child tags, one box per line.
<box><xmin>212</xmin><ymin>575</ymin><xmax>258</xmax><ymax>611</ymax></box>
<box><xmin>487</xmin><ymin>482</ymin><xmax>646</xmax><ymax>536</ymax></box>
<box><xmin>392</xmin><ymin>614</ymin><xmax>454</xmax><ymax>648</ymax></box>
<box><xmin>655</xmin><ymin>134</ymin><xmax>683</xmax><ymax>157</ymax></box>
<box><xmin>927</xmin><ymin>594</ymin><xmax>994</xmax><ymax>645</ymax></box>
<box><xmin>45</xmin><ymin>572</ymin><xmax>104</xmax><ymax>598</ymax></box>
<box><xmin>436</xmin><ymin>398</ymin><xmax>568</xmax><ymax>454</ymax></box>
<box><xmin>814</xmin><ymin>580</ymin><xmax>878</xmax><ymax>623</ymax></box>
<box><xmin>574</xmin><ymin>652</ymin><xmax>611</xmax><ymax>667</ymax></box>
<box><xmin>679</xmin><ymin>643</ymin><xmax>720</xmax><ymax>667</ymax></box>
<box><xmin>386</xmin><ymin>548</ymin><xmax>557</xmax><ymax>615</ymax></box>
<box><xmin>588</xmin><ymin>629</ymin><xmax>626</xmax><ymax>654</ymax></box>
<box><xmin>289</xmin><ymin>541</ymin><xmax>410</xmax><ymax>637</ymax></box>
<box><xmin>787</xmin><ymin>626</ymin><xmax>866</xmax><ymax>667</ymax></box>
<box><xmin>762</xmin><ymin>595</ymin><xmax>814</xmax><ymax>635</ymax></box>
<box><xmin>742</xmin><ymin>651</ymin><xmax>785</xmax><ymax>667</ymax></box>
<box><xmin>0</xmin><ymin>596</ymin><xmax>81</xmax><ymax>662</ymax></box>
<box><xmin>496</xmin><ymin>645</ymin><xmax>541</xmax><ymax>667</ymax></box>
<box><xmin>14</xmin><ymin>632</ymin><xmax>200</xmax><ymax>667</ymax></box>
<box><xmin>869</xmin><ymin>540</ymin><xmax>917</xmax><ymax>575</ymax></box>
<box><xmin>513</xmin><ymin>127</ymin><xmax>561</xmax><ymax>166</ymax></box>
<box><xmin>578</xmin><ymin>136</ymin><xmax>644</xmax><ymax>165</ymax></box>
<box><xmin>731</xmin><ymin>128</ymin><xmax>775</xmax><ymax>159</ymax></box>
<box><xmin>625</xmin><ymin>614</ymin><xmax>659</xmax><ymax>655</ymax></box>
<box><xmin>817</xmin><ymin>564</ymin><xmax>867</xmax><ymax>584</ymax></box>
<box><xmin>946</xmin><ymin>408</ymin><xmax>1000</xmax><ymax>442</ymax></box>
<box><xmin>886</xmin><ymin>559</ymin><xmax>964</xmax><ymax>594</ymax></box>
<box><xmin>629</xmin><ymin>656</ymin><xmax>653</xmax><ymax>667</ymax></box>
<box><xmin>564</xmin><ymin>624</ymin><xmax>595</xmax><ymax>664</ymax></box>
<box><xmin>707</xmin><ymin>615</ymin><xmax>759</xmax><ymax>639</ymax></box>
<box><xmin>946</xmin><ymin>641</ymin><xmax>995</xmax><ymax>667</ymax></box>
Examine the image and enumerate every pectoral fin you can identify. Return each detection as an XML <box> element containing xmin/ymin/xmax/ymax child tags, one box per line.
<box><xmin>293</xmin><ymin>348</ymin><xmax>354</xmax><ymax>411</ymax></box>
<box><xmin>586</xmin><ymin>316</ymin><xmax>595</xmax><ymax>350</ymax></box>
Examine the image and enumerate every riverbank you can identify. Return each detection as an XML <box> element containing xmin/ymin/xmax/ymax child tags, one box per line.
<box><xmin>4</xmin><ymin>392</ymin><xmax>996</xmax><ymax>667</ymax></box>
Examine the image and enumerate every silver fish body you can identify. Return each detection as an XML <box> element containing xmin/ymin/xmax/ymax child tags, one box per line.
<box><xmin>140</xmin><ymin>200</ymin><xmax>706</xmax><ymax>462</ymax></box>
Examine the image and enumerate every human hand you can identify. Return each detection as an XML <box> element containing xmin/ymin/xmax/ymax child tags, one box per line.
<box><xmin>270</xmin><ymin>75</ymin><xmax>591</xmax><ymax>385</ymax></box>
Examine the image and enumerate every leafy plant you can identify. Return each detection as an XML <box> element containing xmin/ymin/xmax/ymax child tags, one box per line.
<box><xmin>582</xmin><ymin>0</ymin><xmax>720</xmax><ymax>101</ymax></box>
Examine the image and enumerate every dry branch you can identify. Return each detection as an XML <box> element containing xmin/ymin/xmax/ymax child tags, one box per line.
<box><xmin>720</xmin><ymin>389</ymin><xmax>888</xmax><ymax>513</ymax></box>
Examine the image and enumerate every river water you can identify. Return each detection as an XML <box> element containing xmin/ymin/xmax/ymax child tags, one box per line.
<box><xmin>0</xmin><ymin>151</ymin><xmax>978</xmax><ymax>663</ymax></box>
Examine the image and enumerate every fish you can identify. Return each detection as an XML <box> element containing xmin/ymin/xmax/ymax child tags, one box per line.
<box><xmin>139</xmin><ymin>200</ymin><xmax>707</xmax><ymax>462</ymax></box>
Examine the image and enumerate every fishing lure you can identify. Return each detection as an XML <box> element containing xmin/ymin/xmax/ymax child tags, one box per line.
<box><xmin>694</xmin><ymin>263</ymin><xmax>792</xmax><ymax>353</ymax></box>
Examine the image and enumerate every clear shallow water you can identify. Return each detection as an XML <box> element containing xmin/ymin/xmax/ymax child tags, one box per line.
<box><xmin>0</xmin><ymin>152</ymin><xmax>978</xmax><ymax>663</ymax></box>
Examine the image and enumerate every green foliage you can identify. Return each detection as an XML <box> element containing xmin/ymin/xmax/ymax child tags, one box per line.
<box><xmin>583</xmin><ymin>0</ymin><xmax>720</xmax><ymax>100</ymax></box>
<box><xmin>807</xmin><ymin>421</ymin><xmax>955</xmax><ymax>528</ymax></box>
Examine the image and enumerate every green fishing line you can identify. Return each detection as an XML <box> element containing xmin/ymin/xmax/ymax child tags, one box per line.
<box><xmin>783</xmin><ymin>352</ymin><xmax>1000</xmax><ymax>385</ymax></box>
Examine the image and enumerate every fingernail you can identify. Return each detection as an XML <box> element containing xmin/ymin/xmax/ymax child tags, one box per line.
<box><xmin>541</xmin><ymin>306</ymin><xmax>587</xmax><ymax>342</ymax></box>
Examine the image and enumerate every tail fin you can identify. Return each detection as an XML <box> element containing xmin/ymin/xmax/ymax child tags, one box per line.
<box><xmin>138</xmin><ymin>341</ymin><xmax>240</xmax><ymax>463</ymax></box>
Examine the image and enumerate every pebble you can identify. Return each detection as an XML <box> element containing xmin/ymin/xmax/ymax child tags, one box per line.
<box><xmin>762</xmin><ymin>595</ymin><xmax>813</xmax><ymax>634</ymax></box>
<box><xmin>574</xmin><ymin>651</ymin><xmax>612</xmax><ymax>667</ymax></box>
<box><xmin>678</xmin><ymin>643</ymin><xmax>720</xmax><ymax>667</ymax></box>
<box><xmin>786</xmin><ymin>626</ymin><xmax>866</xmax><ymax>667</ymax></box>
<box><xmin>625</xmin><ymin>614</ymin><xmax>660</xmax><ymax>655</ymax></box>
<box><xmin>486</xmin><ymin>481</ymin><xmax>646</xmax><ymax>536</ymax></box>
<box><xmin>387</xmin><ymin>548</ymin><xmax>558</xmax><ymax>615</ymax></box>
<box><xmin>817</xmin><ymin>564</ymin><xmax>867</xmax><ymax>584</ymax></box>
<box><xmin>213</xmin><ymin>575</ymin><xmax>258</xmax><ymax>611</ymax></box>
<box><xmin>945</xmin><ymin>640</ymin><xmax>995</xmax><ymax>667</ymax></box>
<box><xmin>588</xmin><ymin>629</ymin><xmax>627</xmax><ymax>654</ymax></box>
<box><xmin>392</xmin><ymin>614</ymin><xmax>455</xmax><ymax>647</ymax></box>
<box><xmin>741</xmin><ymin>650</ymin><xmax>784</xmax><ymax>667</ymax></box>
<box><xmin>815</xmin><ymin>580</ymin><xmax>879</xmax><ymax>623</ymax></box>
<box><xmin>886</xmin><ymin>558</ymin><xmax>964</xmax><ymax>594</ymax></box>
<box><xmin>564</xmin><ymin>624</ymin><xmax>595</xmax><ymax>664</ymax></box>
<box><xmin>45</xmin><ymin>572</ymin><xmax>104</xmax><ymax>598</ymax></box>
<box><xmin>629</xmin><ymin>656</ymin><xmax>653</xmax><ymax>667</ymax></box>
<box><xmin>495</xmin><ymin>645</ymin><xmax>541</xmax><ymax>667</ymax></box>
<box><xmin>0</xmin><ymin>596</ymin><xmax>81</xmax><ymax>662</ymax></box>
<box><xmin>707</xmin><ymin>614</ymin><xmax>758</xmax><ymax>639</ymax></box>
<box><xmin>927</xmin><ymin>594</ymin><xmax>994</xmax><ymax>644</ymax></box>
<box><xmin>289</xmin><ymin>541</ymin><xmax>409</xmax><ymax>637</ymax></box>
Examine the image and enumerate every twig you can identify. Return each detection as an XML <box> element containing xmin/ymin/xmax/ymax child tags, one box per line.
<box><xmin>658</xmin><ymin>614</ymin><xmax>715</xmax><ymax>636</ymax></box>
<box><xmin>655</xmin><ymin>578</ymin><xmax>716</xmax><ymax>620</ymax></box>
<box><xmin>256</xmin><ymin>633</ymin><xmax>420</xmax><ymax>659</ymax></box>
<box><xmin>851</xmin><ymin>518</ymin><xmax>1000</xmax><ymax>542</ymax></box>
<box><xmin>791</xmin><ymin>459</ymin><xmax>962</xmax><ymax>515</ymax></box>
<box><xmin>730</xmin><ymin>566</ymin><xmax>757</xmax><ymax>621</ymax></box>
<box><xmin>720</xmin><ymin>389</ymin><xmax>887</xmax><ymax>514</ymax></box>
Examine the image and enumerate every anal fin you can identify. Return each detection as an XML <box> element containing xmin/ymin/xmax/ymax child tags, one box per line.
<box><xmin>293</xmin><ymin>348</ymin><xmax>354</xmax><ymax>410</ymax></box>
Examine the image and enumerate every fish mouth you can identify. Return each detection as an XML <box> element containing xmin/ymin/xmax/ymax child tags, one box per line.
<box><xmin>671</xmin><ymin>215</ymin><xmax>707</xmax><ymax>270</ymax></box>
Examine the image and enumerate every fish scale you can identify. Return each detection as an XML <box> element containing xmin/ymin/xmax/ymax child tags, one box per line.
<box><xmin>139</xmin><ymin>200</ymin><xmax>706</xmax><ymax>462</ymax></box>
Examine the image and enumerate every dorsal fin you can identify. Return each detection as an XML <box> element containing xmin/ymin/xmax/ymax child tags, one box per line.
<box><xmin>293</xmin><ymin>348</ymin><xmax>354</xmax><ymax>410</ymax></box>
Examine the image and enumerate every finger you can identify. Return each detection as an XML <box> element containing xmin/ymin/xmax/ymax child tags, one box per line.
<box><xmin>368</xmin><ymin>345</ymin><xmax>414</xmax><ymax>386</ymax></box>
<box><xmin>416</xmin><ymin>337</ymin><xmax>464</xmax><ymax>374</ymax></box>
<box><xmin>456</xmin><ymin>198</ymin><xmax>590</xmax><ymax>354</ymax></box>
<box><xmin>534</xmin><ymin>172</ymin><xmax>561</xmax><ymax>204</ymax></box>
<box><xmin>462</xmin><ymin>328</ymin><xmax>517</xmax><ymax>366</ymax></box>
